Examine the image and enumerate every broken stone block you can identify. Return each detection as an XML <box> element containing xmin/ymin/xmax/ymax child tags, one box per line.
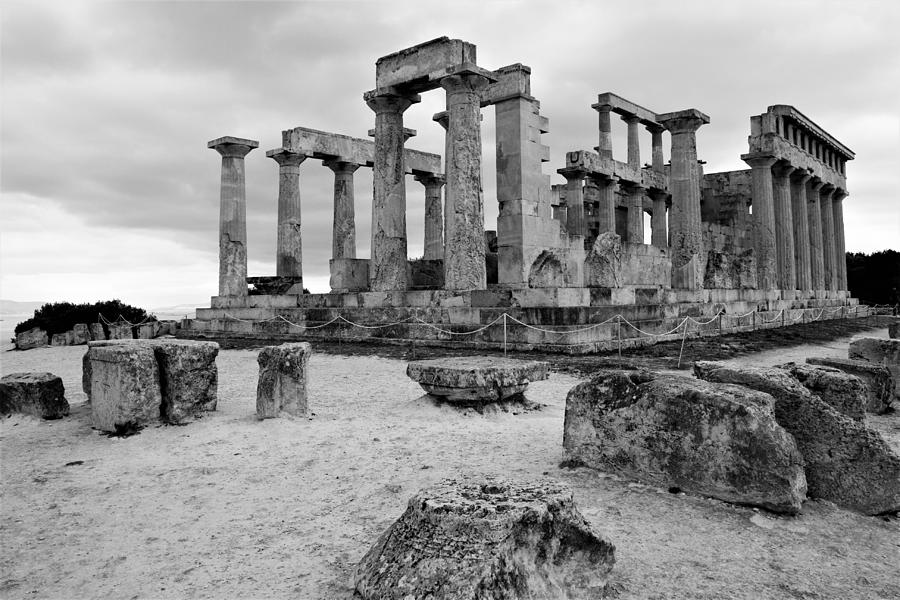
<box><xmin>72</xmin><ymin>323</ymin><xmax>90</xmax><ymax>345</ymax></box>
<box><xmin>564</xmin><ymin>370</ymin><xmax>806</xmax><ymax>514</ymax></box>
<box><xmin>15</xmin><ymin>327</ymin><xmax>48</xmax><ymax>350</ymax></box>
<box><xmin>806</xmin><ymin>357</ymin><xmax>893</xmax><ymax>414</ymax></box>
<box><xmin>694</xmin><ymin>361</ymin><xmax>900</xmax><ymax>515</ymax></box>
<box><xmin>354</xmin><ymin>478</ymin><xmax>615</xmax><ymax>600</ymax></box>
<box><xmin>889</xmin><ymin>321</ymin><xmax>899</xmax><ymax>339</ymax></box>
<box><xmin>149</xmin><ymin>340</ymin><xmax>219</xmax><ymax>424</ymax></box>
<box><xmin>50</xmin><ymin>332</ymin><xmax>69</xmax><ymax>346</ymax></box>
<box><xmin>89</xmin><ymin>322</ymin><xmax>106</xmax><ymax>341</ymax></box>
<box><xmin>0</xmin><ymin>372</ymin><xmax>69</xmax><ymax>419</ymax></box>
<box><xmin>256</xmin><ymin>342</ymin><xmax>311</xmax><ymax>419</ymax></box>
<box><xmin>107</xmin><ymin>323</ymin><xmax>133</xmax><ymax>340</ymax></box>
<box><xmin>849</xmin><ymin>338</ymin><xmax>900</xmax><ymax>401</ymax></box>
<box><xmin>406</xmin><ymin>356</ymin><xmax>550</xmax><ymax>402</ymax></box>
<box><xmin>136</xmin><ymin>321</ymin><xmax>160</xmax><ymax>339</ymax></box>
<box><xmin>778</xmin><ymin>362</ymin><xmax>868</xmax><ymax>421</ymax></box>
<box><xmin>89</xmin><ymin>345</ymin><xmax>161</xmax><ymax>432</ymax></box>
<box><xmin>82</xmin><ymin>350</ymin><xmax>92</xmax><ymax>402</ymax></box>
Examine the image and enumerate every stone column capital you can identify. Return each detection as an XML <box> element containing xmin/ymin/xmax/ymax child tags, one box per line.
<box><xmin>557</xmin><ymin>167</ymin><xmax>587</xmax><ymax>183</ymax></box>
<box><xmin>440</xmin><ymin>70</ymin><xmax>493</xmax><ymax>95</ymax></box>
<box><xmin>369</xmin><ymin>127</ymin><xmax>417</xmax><ymax>141</ymax></box>
<box><xmin>772</xmin><ymin>162</ymin><xmax>796</xmax><ymax>179</ymax></box>
<box><xmin>742</xmin><ymin>154</ymin><xmax>778</xmax><ymax>170</ymax></box>
<box><xmin>647</xmin><ymin>188</ymin><xmax>668</xmax><ymax>201</ymax></box>
<box><xmin>266</xmin><ymin>147</ymin><xmax>306</xmax><ymax>168</ymax></box>
<box><xmin>832</xmin><ymin>189</ymin><xmax>848</xmax><ymax>202</ymax></box>
<box><xmin>657</xmin><ymin>109</ymin><xmax>710</xmax><ymax>134</ymax></box>
<box><xmin>790</xmin><ymin>170</ymin><xmax>813</xmax><ymax>186</ymax></box>
<box><xmin>208</xmin><ymin>136</ymin><xmax>259</xmax><ymax>158</ymax></box>
<box><xmin>820</xmin><ymin>183</ymin><xmax>835</xmax><ymax>198</ymax></box>
<box><xmin>432</xmin><ymin>111</ymin><xmax>450</xmax><ymax>131</ymax></box>
<box><xmin>323</xmin><ymin>160</ymin><xmax>361</xmax><ymax>175</ymax></box>
<box><xmin>621</xmin><ymin>114</ymin><xmax>641</xmax><ymax>125</ymax></box>
<box><xmin>364</xmin><ymin>92</ymin><xmax>419</xmax><ymax>115</ymax></box>
<box><xmin>413</xmin><ymin>173</ymin><xmax>446</xmax><ymax>188</ymax></box>
<box><xmin>646</xmin><ymin>123</ymin><xmax>666</xmax><ymax>135</ymax></box>
<box><xmin>808</xmin><ymin>177</ymin><xmax>826</xmax><ymax>193</ymax></box>
<box><xmin>590</xmin><ymin>102</ymin><xmax>612</xmax><ymax>114</ymax></box>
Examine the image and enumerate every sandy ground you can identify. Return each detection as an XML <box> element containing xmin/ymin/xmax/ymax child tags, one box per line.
<box><xmin>1</xmin><ymin>331</ymin><xmax>898</xmax><ymax>600</ymax></box>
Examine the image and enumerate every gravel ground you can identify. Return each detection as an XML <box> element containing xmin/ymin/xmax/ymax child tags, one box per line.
<box><xmin>1</xmin><ymin>326</ymin><xmax>898</xmax><ymax>599</ymax></box>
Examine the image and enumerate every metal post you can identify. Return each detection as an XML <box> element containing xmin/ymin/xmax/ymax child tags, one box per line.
<box><xmin>503</xmin><ymin>313</ymin><xmax>507</xmax><ymax>357</ymax></box>
<box><xmin>617</xmin><ymin>316</ymin><xmax>622</xmax><ymax>358</ymax></box>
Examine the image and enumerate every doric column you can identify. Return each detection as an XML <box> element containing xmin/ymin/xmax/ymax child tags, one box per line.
<box><xmin>820</xmin><ymin>185</ymin><xmax>837</xmax><ymax>291</ymax></box>
<box><xmin>593</xmin><ymin>104</ymin><xmax>613</xmax><ymax>159</ymax></box>
<box><xmin>807</xmin><ymin>178</ymin><xmax>826</xmax><ymax>290</ymax></box>
<box><xmin>441</xmin><ymin>71</ymin><xmax>491</xmax><ymax>291</ymax></box>
<box><xmin>624</xmin><ymin>184</ymin><xmax>645</xmax><ymax>243</ymax></box>
<box><xmin>658</xmin><ymin>109</ymin><xmax>709</xmax><ymax>290</ymax></box>
<box><xmin>743</xmin><ymin>154</ymin><xmax>778</xmax><ymax>290</ymax></box>
<box><xmin>623</xmin><ymin>115</ymin><xmax>641</xmax><ymax>169</ymax></box>
<box><xmin>266</xmin><ymin>148</ymin><xmax>306</xmax><ymax>278</ymax></box>
<box><xmin>324</xmin><ymin>160</ymin><xmax>360</xmax><ymax>260</ymax></box>
<box><xmin>649</xmin><ymin>125</ymin><xmax>665</xmax><ymax>172</ymax></box>
<box><xmin>365</xmin><ymin>92</ymin><xmax>419</xmax><ymax>291</ymax></box>
<box><xmin>559</xmin><ymin>168</ymin><xmax>586</xmax><ymax>237</ymax></box>
<box><xmin>589</xmin><ymin>174</ymin><xmax>617</xmax><ymax>235</ymax></box>
<box><xmin>832</xmin><ymin>190</ymin><xmax>848</xmax><ymax>290</ymax></box>
<box><xmin>649</xmin><ymin>189</ymin><xmax>668</xmax><ymax>248</ymax></box>
<box><xmin>772</xmin><ymin>162</ymin><xmax>796</xmax><ymax>290</ymax></box>
<box><xmin>208</xmin><ymin>136</ymin><xmax>258</xmax><ymax>296</ymax></box>
<box><xmin>414</xmin><ymin>174</ymin><xmax>446</xmax><ymax>260</ymax></box>
<box><xmin>790</xmin><ymin>170</ymin><xmax>812</xmax><ymax>290</ymax></box>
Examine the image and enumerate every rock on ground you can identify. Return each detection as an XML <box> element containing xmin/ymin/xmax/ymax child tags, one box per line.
<box><xmin>15</xmin><ymin>327</ymin><xmax>48</xmax><ymax>350</ymax></box>
<box><xmin>0</xmin><ymin>372</ymin><xmax>69</xmax><ymax>419</ymax></box>
<box><xmin>693</xmin><ymin>361</ymin><xmax>900</xmax><ymax>515</ymax></box>
<box><xmin>89</xmin><ymin>345</ymin><xmax>161</xmax><ymax>432</ymax></box>
<box><xmin>256</xmin><ymin>342</ymin><xmax>311</xmax><ymax>419</ymax></box>
<box><xmin>563</xmin><ymin>370</ymin><xmax>806</xmax><ymax>514</ymax></box>
<box><xmin>107</xmin><ymin>324</ymin><xmax>133</xmax><ymax>340</ymax></box>
<box><xmin>354</xmin><ymin>478</ymin><xmax>615</xmax><ymax>600</ymax></box>
<box><xmin>849</xmin><ymin>338</ymin><xmax>900</xmax><ymax>401</ymax></box>
<box><xmin>806</xmin><ymin>357</ymin><xmax>893</xmax><ymax>414</ymax></box>
<box><xmin>778</xmin><ymin>363</ymin><xmax>868</xmax><ymax>421</ymax></box>
<box><xmin>406</xmin><ymin>356</ymin><xmax>550</xmax><ymax>402</ymax></box>
<box><xmin>72</xmin><ymin>324</ymin><xmax>90</xmax><ymax>345</ymax></box>
<box><xmin>889</xmin><ymin>321</ymin><xmax>899</xmax><ymax>339</ymax></box>
<box><xmin>82</xmin><ymin>351</ymin><xmax>92</xmax><ymax>402</ymax></box>
<box><xmin>89</xmin><ymin>322</ymin><xmax>106</xmax><ymax>341</ymax></box>
<box><xmin>152</xmin><ymin>340</ymin><xmax>218</xmax><ymax>424</ymax></box>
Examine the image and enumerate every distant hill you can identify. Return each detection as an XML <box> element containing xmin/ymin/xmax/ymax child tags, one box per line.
<box><xmin>0</xmin><ymin>299</ymin><xmax>47</xmax><ymax>316</ymax></box>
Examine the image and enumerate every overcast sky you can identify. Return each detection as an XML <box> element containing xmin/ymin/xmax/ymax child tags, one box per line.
<box><xmin>1</xmin><ymin>0</ymin><xmax>898</xmax><ymax>308</ymax></box>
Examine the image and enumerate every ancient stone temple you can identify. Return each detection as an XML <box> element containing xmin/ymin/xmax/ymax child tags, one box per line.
<box><xmin>183</xmin><ymin>37</ymin><xmax>859</xmax><ymax>353</ymax></box>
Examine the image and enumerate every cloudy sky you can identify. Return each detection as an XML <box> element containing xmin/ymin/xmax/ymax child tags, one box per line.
<box><xmin>1</xmin><ymin>0</ymin><xmax>898</xmax><ymax>308</ymax></box>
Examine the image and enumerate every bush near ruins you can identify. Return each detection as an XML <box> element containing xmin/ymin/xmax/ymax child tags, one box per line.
<box><xmin>846</xmin><ymin>250</ymin><xmax>900</xmax><ymax>307</ymax></box>
<box><xmin>13</xmin><ymin>300</ymin><xmax>156</xmax><ymax>336</ymax></box>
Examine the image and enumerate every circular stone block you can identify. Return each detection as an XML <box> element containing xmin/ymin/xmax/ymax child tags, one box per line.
<box><xmin>406</xmin><ymin>356</ymin><xmax>550</xmax><ymax>402</ymax></box>
<box><xmin>354</xmin><ymin>478</ymin><xmax>615</xmax><ymax>599</ymax></box>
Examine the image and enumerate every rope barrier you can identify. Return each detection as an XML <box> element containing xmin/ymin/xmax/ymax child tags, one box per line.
<box><xmin>204</xmin><ymin>301</ymin><xmax>880</xmax><ymax>347</ymax></box>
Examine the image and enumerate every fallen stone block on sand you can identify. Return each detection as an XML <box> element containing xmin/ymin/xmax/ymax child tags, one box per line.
<box><xmin>136</xmin><ymin>322</ymin><xmax>160</xmax><ymax>339</ymax></box>
<box><xmin>849</xmin><ymin>338</ymin><xmax>900</xmax><ymax>401</ymax></box>
<box><xmin>406</xmin><ymin>356</ymin><xmax>549</xmax><ymax>402</ymax></box>
<box><xmin>564</xmin><ymin>369</ymin><xmax>806</xmax><ymax>514</ymax></box>
<box><xmin>89</xmin><ymin>345</ymin><xmax>162</xmax><ymax>432</ymax></box>
<box><xmin>15</xmin><ymin>327</ymin><xmax>48</xmax><ymax>350</ymax></box>
<box><xmin>694</xmin><ymin>361</ymin><xmax>900</xmax><ymax>515</ymax></box>
<box><xmin>89</xmin><ymin>322</ymin><xmax>106</xmax><ymax>341</ymax></box>
<box><xmin>355</xmin><ymin>478</ymin><xmax>615</xmax><ymax>600</ymax></box>
<box><xmin>72</xmin><ymin>323</ymin><xmax>90</xmax><ymax>345</ymax></box>
<box><xmin>107</xmin><ymin>323</ymin><xmax>133</xmax><ymax>340</ymax></box>
<box><xmin>889</xmin><ymin>321</ymin><xmax>899</xmax><ymax>339</ymax></box>
<box><xmin>806</xmin><ymin>357</ymin><xmax>893</xmax><ymax>414</ymax></box>
<box><xmin>85</xmin><ymin>339</ymin><xmax>219</xmax><ymax>426</ymax></box>
<box><xmin>256</xmin><ymin>342</ymin><xmax>310</xmax><ymax>419</ymax></box>
<box><xmin>778</xmin><ymin>362</ymin><xmax>868</xmax><ymax>421</ymax></box>
<box><xmin>0</xmin><ymin>372</ymin><xmax>69</xmax><ymax>419</ymax></box>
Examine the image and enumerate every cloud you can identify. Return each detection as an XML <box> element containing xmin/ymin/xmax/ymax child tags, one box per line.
<box><xmin>1</xmin><ymin>0</ymin><xmax>898</xmax><ymax>305</ymax></box>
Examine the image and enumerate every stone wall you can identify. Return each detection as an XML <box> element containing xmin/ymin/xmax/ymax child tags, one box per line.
<box><xmin>701</xmin><ymin>222</ymin><xmax>757</xmax><ymax>289</ymax></box>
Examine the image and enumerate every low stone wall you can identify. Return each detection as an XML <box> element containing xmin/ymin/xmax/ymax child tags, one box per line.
<box><xmin>15</xmin><ymin>320</ymin><xmax>179</xmax><ymax>350</ymax></box>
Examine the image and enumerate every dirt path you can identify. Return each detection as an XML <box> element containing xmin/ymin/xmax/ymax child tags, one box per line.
<box><xmin>1</xmin><ymin>323</ymin><xmax>898</xmax><ymax>599</ymax></box>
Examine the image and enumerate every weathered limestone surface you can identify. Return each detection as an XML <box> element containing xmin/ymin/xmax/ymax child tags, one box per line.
<box><xmin>327</xmin><ymin>160</ymin><xmax>360</xmax><ymax>261</ymax></box>
<box><xmin>89</xmin><ymin>345</ymin><xmax>162</xmax><ymax>432</ymax></box>
<box><xmin>777</xmin><ymin>363</ymin><xmax>867</xmax><ymax>421</ymax></box>
<box><xmin>889</xmin><ymin>321</ymin><xmax>900</xmax><ymax>339</ymax></box>
<box><xmin>0</xmin><ymin>372</ymin><xmax>69</xmax><ymax>419</ymax></box>
<box><xmin>209</xmin><ymin>136</ymin><xmax>258</xmax><ymax>297</ymax></box>
<box><xmin>89</xmin><ymin>323</ymin><xmax>106</xmax><ymax>341</ymax></box>
<box><xmin>107</xmin><ymin>323</ymin><xmax>133</xmax><ymax>340</ymax></box>
<box><xmin>693</xmin><ymin>361</ymin><xmax>900</xmax><ymax>514</ymax></box>
<box><xmin>15</xmin><ymin>327</ymin><xmax>48</xmax><ymax>350</ymax></box>
<box><xmin>807</xmin><ymin>179</ymin><xmax>826</xmax><ymax>290</ymax></box>
<box><xmin>415</xmin><ymin>173</ymin><xmax>445</xmax><ymax>260</ymax></box>
<box><xmin>443</xmin><ymin>72</ymin><xmax>491</xmax><ymax>291</ymax></box>
<box><xmin>51</xmin><ymin>332</ymin><xmax>69</xmax><ymax>346</ymax></box>
<box><xmin>268</xmin><ymin>148</ymin><xmax>306</xmax><ymax>278</ymax></box>
<box><xmin>584</xmin><ymin>232</ymin><xmax>622</xmax><ymax>287</ymax></box>
<box><xmin>563</xmin><ymin>370</ymin><xmax>806</xmax><ymax>514</ymax></box>
<box><xmin>806</xmin><ymin>357</ymin><xmax>893</xmax><ymax>414</ymax></box>
<box><xmin>153</xmin><ymin>340</ymin><xmax>219</xmax><ymax>424</ymax></box>
<box><xmin>849</xmin><ymin>338</ymin><xmax>900</xmax><ymax>401</ymax></box>
<box><xmin>406</xmin><ymin>357</ymin><xmax>549</xmax><ymax>401</ymax></box>
<box><xmin>772</xmin><ymin>163</ymin><xmax>796</xmax><ymax>290</ymax></box>
<box><xmin>136</xmin><ymin>322</ymin><xmax>160</xmax><ymax>339</ymax></box>
<box><xmin>86</xmin><ymin>339</ymin><xmax>219</xmax><ymax>425</ymax></box>
<box><xmin>790</xmin><ymin>172</ymin><xmax>812</xmax><ymax>290</ymax></box>
<box><xmin>354</xmin><ymin>478</ymin><xmax>615</xmax><ymax>600</ymax></box>
<box><xmin>72</xmin><ymin>323</ymin><xmax>90</xmax><ymax>345</ymax></box>
<box><xmin>82</xmin><ymin>350</ymin><xmax>92</xmax><ymax>402</ymax></box>
<box><xmin>744</xmin><ymin>155</ymin><xmax>778</xmax><ymax>290</ymax></box>
<box><xmin>256</xmin><ymin>342</ymin><xmax>311</xmax><ymax>419</ymax></box>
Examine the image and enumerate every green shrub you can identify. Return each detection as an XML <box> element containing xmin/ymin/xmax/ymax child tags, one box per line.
<box><xmin>14</xmin><ymin>300</ymin><xmax>156</xmax><ymax>336</ymax></box>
